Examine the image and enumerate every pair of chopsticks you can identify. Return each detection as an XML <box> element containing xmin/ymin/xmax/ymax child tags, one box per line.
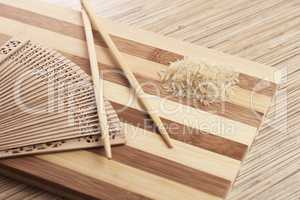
<box><xmin>80</xmin><ymin>0</ymin><xmax>173</xmax><ymax>159</ymax></box>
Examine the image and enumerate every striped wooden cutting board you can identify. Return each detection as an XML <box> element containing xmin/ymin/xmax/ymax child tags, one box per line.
<box><xmin>0</xmin><ymin>0</ymin><xmax>280</xmax><ymax>199</ymax></box>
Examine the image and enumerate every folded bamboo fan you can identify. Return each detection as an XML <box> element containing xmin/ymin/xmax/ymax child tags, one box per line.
<box><xmin>0</xmin><ymin>37</ymin><xmax>125</xmax><ymax>158</ymax></box>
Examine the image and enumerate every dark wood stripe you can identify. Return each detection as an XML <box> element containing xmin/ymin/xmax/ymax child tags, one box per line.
<box><xmin>62</xmin><ymin>52</ymin><xmax>263</xmax><ymax>128</ymax></box>
<box><xmin>0</xmin><ymin>3</ymin><xmax>277</xmax><ymax>97</ymax></box>
<box><xmin>111</xmin><ymin>101</ymin><xmax>248</xmax><ymax>161</ymax></box>
<box><xmin>0</xmin><ymin>34</ymin><xmax>248</xmax><ymax>160</ymax></box>
<box><xmin>0</xmin><ymin>157</ymin><xmax>152</xmax><ymax>200</ymax></box>
<box><xmin>111</xmin><ymin>36</ymin><xmax>276</xmax><ymax>97</ymax></box>
<box><xmin>239</xmin><ymin>73</ymin><xmax>277</xmax><ymax>97</ymax></box>
<box><xmin>90</xmin><ymin>146</ymin><xmax>231</xmax><ymax>198</ymax></box>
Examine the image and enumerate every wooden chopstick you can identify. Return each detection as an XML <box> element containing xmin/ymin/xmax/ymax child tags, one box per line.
<box><xmin>81</xmin><ymin>8</ymin><xmax>112</xmax><ymax>158</ymax></box>
<box><xmin>81</xmin><ymin>0</ymin><xmax>173</xmax><ymax>148</ymax></box>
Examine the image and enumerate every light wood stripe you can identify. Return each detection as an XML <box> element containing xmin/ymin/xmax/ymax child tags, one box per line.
<box><xmin>0</xmin><ymin>9</ymin><xmax>274</xmax><ymax>114</ymax></box>
<box><xmin>38</xmin><ymin>151</ymin><xmax>223</xmax><ymax>200</ymax></box>
<box><xmin>0</xmin><ymin>0</ymin><xmax>281</xmax><ymax>84</ymax></box>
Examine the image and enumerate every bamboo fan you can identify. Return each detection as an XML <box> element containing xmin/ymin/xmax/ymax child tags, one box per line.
<box><xmin>0</xmin><ymin>37</ymin><xmax>125</xmax><ymax>158</ymax></box>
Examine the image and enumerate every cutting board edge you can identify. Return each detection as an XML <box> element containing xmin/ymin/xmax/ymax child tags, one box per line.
<box><xmin>225</xmin><ymin>84</ymin><xmax>279</xmax><ymax>198</ymax></box>
<box><xmin>0</xmin><ymin>163</ymin><xmax>93</xmax><ymax>200</ymax></box>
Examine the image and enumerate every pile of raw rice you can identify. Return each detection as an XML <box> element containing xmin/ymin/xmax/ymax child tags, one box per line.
<box><xmin>159</xmin><ymin>58</ymin><xmax>239</xmax><ymax>105</ymax></box>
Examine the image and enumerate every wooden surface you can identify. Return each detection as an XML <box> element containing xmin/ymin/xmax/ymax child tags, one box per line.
<box><xmin>0</xmin><ymin>0</ymin><xmax>277</xmax><ymax>199</ymax></box>
<box><xmin>0</xmin><ymin>0</ymin><xmax>299</xmax><ymax>199</ymax></box>
<box><xmin>0</xmin><ymin>0</ymin><xmax>279</xmax><ymax>199</ymax></box>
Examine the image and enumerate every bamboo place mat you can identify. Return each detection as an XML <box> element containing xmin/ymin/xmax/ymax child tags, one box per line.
<box><xmin>0</xmin><ymin>0</ymin><xmax>299</xmax><ymax>199</ymax></box>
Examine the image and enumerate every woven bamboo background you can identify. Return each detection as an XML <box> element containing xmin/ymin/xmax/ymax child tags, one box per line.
<box><xmin>0</xmin><ymin>0</ymin><xmax>299</xmax><ymax>199</ymax></box>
